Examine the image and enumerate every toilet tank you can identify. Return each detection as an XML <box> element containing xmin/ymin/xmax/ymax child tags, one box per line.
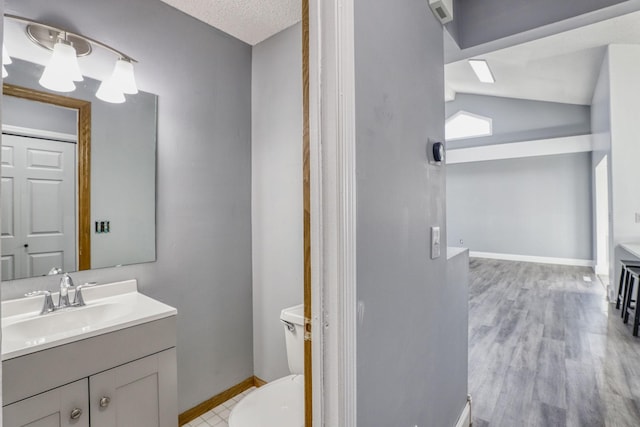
<box><xmin>280</xmin><ymin>304</ymin><xmax>305</xmax><ymax>375</ymax></box>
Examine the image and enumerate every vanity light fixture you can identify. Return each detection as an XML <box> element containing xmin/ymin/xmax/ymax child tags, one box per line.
<box><xmin>38</xmin><ymin>38</ymin><xmax>83</xmax><ymax>92</ymax></box>
<box><xmin>96</xmin><ymin>58</ymin><xmax>138</xmax><ymax>103</ymax></box>
<box><xmin>5</xmin><ymin>14</ymin><xmax>138</xmax><ymax>103</ymax></box>
<box><xmin>468</xmin><ymin>59</ymin><xmax>495</xmax><ymax>84</ymax></box>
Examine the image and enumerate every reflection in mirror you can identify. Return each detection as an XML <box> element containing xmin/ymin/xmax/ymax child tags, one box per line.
<box><xmin>2</xmin><ymin>87</ymin><xmax>86</xmax><ymax>280</ymax></box>
<box><xmin>2</xmin><ymin>58</ymin><xmax>157</xmax><ymax>281</ymax></box>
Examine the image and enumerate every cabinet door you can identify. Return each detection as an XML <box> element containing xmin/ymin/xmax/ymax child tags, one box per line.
<box><xmin>89</xmin><ymin>348</ymin><xmax>177</xmax><ymax>427</ymax></box>
<box><xmin>3</xmin><ymin>379</ymin><xmax>89</xmax><ymax>427</ymax></box>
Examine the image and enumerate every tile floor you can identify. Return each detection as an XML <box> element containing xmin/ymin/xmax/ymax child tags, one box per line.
<box><xmin>184</xmin><ymin>387</ymin><xmax>256</xmax><ymax>427</ymax></box>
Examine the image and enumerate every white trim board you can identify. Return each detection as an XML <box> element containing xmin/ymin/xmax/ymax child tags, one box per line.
<box><xmin>594</xmin><ymin>265</ymin><xmax>609</xmax><ymax>276</ymax></box>
<box><xmin>2</xmin><ymin>124</ymin><xmax>77</xmax><ymax>143</ymax></box>
<box><xmin>470</xmin><ymin>251</ymin><xmax>594</xmax><ymax>267</ymax></box>
<box><xmin>446</xmin><ymin>134</ymin><xmax>593</xmax><ymax>164</ymax></box>
<box><xmin>455</xmin><ymin>400</ymin><xmax>472</xmax><ymax>427</ymax></box>
<box><xmin>310</xmin><ymin>0</ymin><xmax>357</xmax><ymax>425</ymax></box>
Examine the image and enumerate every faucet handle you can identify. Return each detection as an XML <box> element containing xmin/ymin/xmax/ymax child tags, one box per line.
<box><xmin>26</xmin><ymin>290</ymin><xmax>56</xmax><ymax>315</ymax></box>
<box><xmin>73</xmin><ymin>282</ymin><xmax>97</xmax><ymax>306</ymax></box>
<box><xmin>60</xmin><ymin>273</ymin><xmax>75</xmax><ymax>288</ymax></box>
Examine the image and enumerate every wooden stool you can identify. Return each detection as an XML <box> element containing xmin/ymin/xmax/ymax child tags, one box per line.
<box><xmin>617</xmin><ymin>261</ymin><xmax>640</xmax><ymax>315</ymax></box>
<box><xmin>623</xmin><ymin>266</ymin><xmax>640</xmax><ymax>336</ymax></box>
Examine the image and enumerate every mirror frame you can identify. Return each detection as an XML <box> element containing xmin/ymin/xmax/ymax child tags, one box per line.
<box><xmin>2</xmin><ymin>83</ymin><xmax>92</xmax><ymax>271</ymax></box>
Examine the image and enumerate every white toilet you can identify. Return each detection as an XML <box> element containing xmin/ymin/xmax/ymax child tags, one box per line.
<box><xmin>229</xmin><ymin>304</ymin><xmax>304</xmax><ymax>427</ymax></box>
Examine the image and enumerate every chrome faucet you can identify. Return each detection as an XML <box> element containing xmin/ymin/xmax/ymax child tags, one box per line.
<box><xmin>26</xmin><ymin>274</ymin><xmax>98</xmax><ymax>314</ymax></box>
<box><xmin>58</xmin><ymin>273</ymin><xmax>75</xmax><ymax>308</ymax></box>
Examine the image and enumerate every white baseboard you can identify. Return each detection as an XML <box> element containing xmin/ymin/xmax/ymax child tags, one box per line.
<box><xmin>455</xmin><ymin>400</ymin><xmax>471</xmax><ymax>427</ymax></box>
<box><xmin>594</xmin><ymin>264</ymin><xmax>609</xmax><ymax>276</ymax></box>
<box><xmin>470</xmin><ymin>251</ymin><xmax>594</xmax><ymax>268</ymax></box>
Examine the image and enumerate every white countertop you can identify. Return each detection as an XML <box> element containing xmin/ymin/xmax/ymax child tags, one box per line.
<box><xmin>1</xmin><ymin>280</ymin><xmax>177</xmax><ymax>360</ymax></box>
<box><xmin>620</xmin><ymin>243</ymin><xmax>640</xmax><ymax>259</ymax></box>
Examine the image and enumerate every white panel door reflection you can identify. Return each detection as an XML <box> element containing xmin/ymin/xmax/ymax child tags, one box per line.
<box><xmin>1</xmin><ymin>133</ymin><xmax>76</xmax><ymax>280</ymax></box>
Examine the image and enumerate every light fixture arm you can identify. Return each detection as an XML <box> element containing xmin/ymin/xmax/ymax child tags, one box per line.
<box><xmin>4</xmin><ymin>13</ymin><xmax>137</xmax><ymax>63</ymax></box>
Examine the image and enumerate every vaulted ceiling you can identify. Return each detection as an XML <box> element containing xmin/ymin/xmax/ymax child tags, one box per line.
<box><xmin>446</xmin><ymin>9</ymin><xmax>640</xmax><ymax>105</ymax></box>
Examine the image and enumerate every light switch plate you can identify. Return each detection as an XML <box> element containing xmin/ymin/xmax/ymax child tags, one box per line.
<box><xmin>431</xmin><ymin>226</ymin><xmax>441</xmax><ymax>259</ymax></box>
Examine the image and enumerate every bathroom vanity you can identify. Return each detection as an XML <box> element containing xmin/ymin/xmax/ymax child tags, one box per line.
<box><xmin>1</xmin><ymin>280</ymin><xmax>178</xmax><ymax>427</ymax></box>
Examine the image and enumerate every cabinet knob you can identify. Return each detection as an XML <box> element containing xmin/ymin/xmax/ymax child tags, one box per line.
<box><xmin>99</xmin><ymin>396</ymin><xmax>111</xmax><ymax>408</ymax></box>
<box><xmin>70</xmin><ymin>408</ymin><xmax>82</xmax><ymax>420</ymax></box>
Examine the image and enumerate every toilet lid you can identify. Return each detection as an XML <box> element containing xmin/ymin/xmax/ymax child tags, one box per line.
<box><xmin>229</xmin><ymin>375</ymin><xmax>304</xmax><ymax>427</ymax></box>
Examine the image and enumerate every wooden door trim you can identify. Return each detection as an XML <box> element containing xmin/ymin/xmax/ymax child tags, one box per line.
<box><xmin>3</xmin><ymin>83</ymin><xmax>91</xmax><ymax>271</ymax></box>
<box><xmin>302</xmin><ymin>0</ymin><xmax>313</xmax><ymax>425</ymax></box>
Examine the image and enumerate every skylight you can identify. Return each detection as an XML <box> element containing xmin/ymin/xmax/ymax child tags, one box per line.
<box><xmin>445</xmin><ymin>111</ymin><xmax>492</xmax><ymax>141</ymax></box>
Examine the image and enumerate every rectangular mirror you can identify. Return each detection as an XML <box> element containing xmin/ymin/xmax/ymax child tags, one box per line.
<box><xmin>1</xmin><ymin>57</ymin><xmax>157</xmax><ymax>281</ymax></box>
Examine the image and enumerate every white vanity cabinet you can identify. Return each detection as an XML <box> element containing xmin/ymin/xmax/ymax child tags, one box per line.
<box><xmin>4</xmin><ymin>379</ymin><xmax>89</xmax><ymax>427</ymax></box>
<box><xmin>3</xmin><ymin>315</ymin><xmax>178</xmax><ymax>427</ymax></box>
<box><xmin>2</xmin><ymin>280</ymin><xmax>178</xmax><ymax>426</ymax></box>
<box><xmin>4</xmin><ymin>348</ymin><xmax>176</xmax><ymax>427</ymax></box>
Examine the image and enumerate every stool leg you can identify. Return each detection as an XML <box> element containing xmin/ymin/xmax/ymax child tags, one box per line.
<box><xmin>633</xmin><ymin>276</ymin><xmax>640</xmax><ymax>336</ymax></box>
<box><xmin>622</xmin><ymin>268</ymin><xmax>632</xmax><ymax>319</ymax></box>
<box><xmin>617</xmin><ymin>266</ymin><xmax>627</xmax><ymax>309</ymax></box>
<box><xmin>624</xmin><ymin>276</ymin><xmax>635</xmax><ymax>324</ymax></box>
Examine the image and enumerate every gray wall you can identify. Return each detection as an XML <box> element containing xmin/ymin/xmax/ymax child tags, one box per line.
<box><xmin>354</xmin><ymin>0</ymin><xmax>467</xmax><ymax>426</ymax></box>
<box><xmin>446</xmin><ymin>94</ymin><xmax>591</xmax><ymax>149</ymax></box>
<box><xmin>2</xmin><ymin>95</ymin><xmax>77</xmax><ymax>135</ymax></box>
<box><xmin>450</xmin><ymin>0</ymin><xmax>627</xmax><ymax>48</ymax></box>
<box><xmin>2</xmin><ymin>0</ymin><xmax>253</xmax><ymax>413</ymax></box>
<box><xmin>251</xmin><ymin>23</ymin><xmax>303</xmax><ymax>382</ymax></box>
<box><xmin>447</xmin><ymin>153</ymin><xmax>593</xmax><ymax>260</ymax></box>
<box><xmin>445</xmin><ymin>94</ymin><xmax>594</xmax><ymax>261</ymax></box>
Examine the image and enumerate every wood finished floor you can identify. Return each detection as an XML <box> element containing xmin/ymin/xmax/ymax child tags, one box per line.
<box><xmin>469</xmin><ymin>258</ymin><xmax>640</xmax><ymax>427</ymax></box>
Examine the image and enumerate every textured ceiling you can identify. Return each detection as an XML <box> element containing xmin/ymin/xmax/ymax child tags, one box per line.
<box><xmin>446</xmin><ymin>9</ymin><xmax>640</xmax><ymax>105</ymax></box>
<box><xmin>160</xmin><ymin>0</ymin><xmax>301</xmax><ymax>45</ymax></box>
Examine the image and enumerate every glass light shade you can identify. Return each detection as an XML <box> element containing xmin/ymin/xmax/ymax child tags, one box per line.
<box><xmin>2</xmin><ymin>65</ymin><xmax>7</xmax><ymax>79</ymax></box>
<box><xmin>2</xmin><ymin>43</ymin><xmax>12</xmax><ymax>65</ymax></box>
<box><xmin>39</xmin><ymin>41</ymin><xmax>83</xmax><ymax>92</ymax></box>
<box><xmin>96</xmin><ymin>76</ymin><xmax>125</xmax><ymax>104</ymax></box>
<box><xmin>111</xmin><ymin>59</ymin><xmax>138</xmax><ymax>94</ymax></box>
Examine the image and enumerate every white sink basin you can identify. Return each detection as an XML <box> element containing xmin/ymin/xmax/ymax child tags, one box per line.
<box><xmin>3</xmin><ymin>302</ymin><xmax>132</xmax><ymax>344</ymax></box>
<box><xmin>1</xmin><ymin>280</ymin><xmax>177</xmax><ymax>360</ymax></box>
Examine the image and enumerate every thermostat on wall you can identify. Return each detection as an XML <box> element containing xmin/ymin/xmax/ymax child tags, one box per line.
<box><xmin>428</xmin><ymin>140</ymin><xmax>445</xmax><ymax>165</ymax></box>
